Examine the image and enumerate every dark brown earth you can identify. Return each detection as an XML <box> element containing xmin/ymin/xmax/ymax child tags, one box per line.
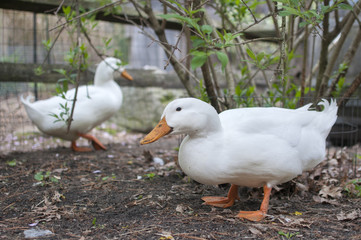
<box><xmin>1</xmin><ymin>134</ymin><xmax>360</xmax><ymax>240</ymax></box>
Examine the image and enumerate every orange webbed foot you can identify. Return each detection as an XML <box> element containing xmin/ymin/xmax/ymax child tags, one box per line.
<box><xmin>71</xmin><ymin>141</ymin><xmax>92</xmax><ymax>152</ymax></box>
<box><xmin>236</xmin><ymin>185</ymin><xmax>272</xmax><ymax>222</ymax></box>
<box><xmin>78</xmin><ymin>133</ymin><xmax>107</xmax><ymax>151</ymax></box>
<box><xmin>202</xmin><ymin>184</ymin><xmax>239</xmax><ymax>208</ymax></box>
<box><xmin>202</xmin><ymin>196</ymin><xmax>238</xmax><ymax>208</ymax></box>
<box><xmin>91</xmin><ymin>139</ymin><xmax>107</xmax><ymax>150</ymax></box>
<box><xmin>237</xmin><ymin>210</ymin><xmax>266</xmax><ymax>221</ymax></box>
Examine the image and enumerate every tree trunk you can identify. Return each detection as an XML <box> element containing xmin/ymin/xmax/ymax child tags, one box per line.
<box><xmin>315</xmin><ymin>0</ymin><xmax>330</xmax><ymax>100</ymax></box>
<box><xmin>338</xmin><ymin>71</ymin><xmax>361</xmax><ymax>107</ymax></box>
<box><xmin>201</xmin><ymin>59</ymin><xmax>221</xmax><ymax>113</ymax></box>
<box><xmin>326</xmin><ymin>26</ymin><xmax>361</xmax><ymax>97</ymax></box>
<box><xmin>320</xmin><ymin>1</ymin><xmax>361</xmax><ymax>98</ymax></box>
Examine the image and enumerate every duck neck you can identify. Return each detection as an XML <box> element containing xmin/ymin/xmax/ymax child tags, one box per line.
<box><xmin>94</xmin><ymin>67</ymin><xmax>113</xmax><ymax>86</ymax></box>
<box><xmin>189</xmin><ymin>114</ymin><xmax>222</xmax><ymax>138</ymax></box>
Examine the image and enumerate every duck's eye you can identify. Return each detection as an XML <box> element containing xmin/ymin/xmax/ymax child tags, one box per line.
<box><xmin>176</xmin><ymin>107</ymin><xmax>182</xmax><ymax>112</ymax></box>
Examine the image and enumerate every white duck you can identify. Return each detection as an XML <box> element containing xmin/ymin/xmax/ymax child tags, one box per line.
<box><xmin>21</xmin><ymin>57</ymin><xmax>133</xmax><ymax>152</ymax></box>
<box><xmin>140</xmin><ymin>98</ymin><xmax>338</xmax><ymax>221</ymax></box>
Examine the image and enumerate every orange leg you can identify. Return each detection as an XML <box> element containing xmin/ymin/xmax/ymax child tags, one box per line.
<box><xmin>78</xmin><ymin>133</ymin><xmax>107</xmax><ymax>150</ymax></box>
<box><xmin>237</xmin><ymin>185</ymin><xmax>272</xmax><ymax>221</ymax></box>
<box><xmin>71</xmin><ymin>141</ymin><xmax>92</xmax><ymax>152</ymax></box>
<box><xmin>202</xmin><ymin>184</ymin><xmax>240</xmax><ymax>208</ymax></box>
<box><xmin>71</xmin><ymin>133</ymin><xmax>107</xmax><ymax>152</ymax></box>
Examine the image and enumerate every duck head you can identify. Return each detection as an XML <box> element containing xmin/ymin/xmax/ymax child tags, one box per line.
<box><xmin>94</xmin><ymin>57</ymin><xmax>133</xmax><ymax>85</ymax></box>
<box><xmin>140</xmin><ymin>98</ymin><xmax>221</xmax><ymax>144</ymax></box>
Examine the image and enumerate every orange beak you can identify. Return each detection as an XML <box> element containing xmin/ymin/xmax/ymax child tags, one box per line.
<box><xmin>140</xmin><ymin>117</ymin><xmax>172</xmax><ymax>145</ymax></box>
<box><xmin>121</xmin><ymin>70</ymin><xmax>133</xmax><ymax>81</ymax></box>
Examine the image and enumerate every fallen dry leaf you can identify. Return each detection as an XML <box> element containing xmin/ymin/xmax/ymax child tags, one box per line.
<box><xmin>336</xmin><ymin>210</ymin><xmax>361</xmax><ymax>221</ymax></box>
<box><xmin>52</xmin><ymin>191</ymin><xmax>65</xmax><ymax>202</ymax></box>
<box><xmin>248</xmin><ymin>227</ymin><xmax>262</xmax><ymax>235</ymax></box>
<box><xmin>157</xmin><ymin>231</ymin><xmax>175</xmax><ymax>240</ymax></box>
<box><xmin>312</xmin><ymin>195</ymin><xmax>340</xmax><ymax>205</ymax></box>
<box><xmin>277</xmin><ymin>215</ymin><xmax>312</xmax><ymax>228</ymax></box>
<box><xmin>319</xmin><ymin>185</ymin><xmax>342</xmax><ymax>199</ymax></box>
<box><xmin>176</xmin><ymin>204</ymin><xmax>185</xmax><ymax>213</ymax></box>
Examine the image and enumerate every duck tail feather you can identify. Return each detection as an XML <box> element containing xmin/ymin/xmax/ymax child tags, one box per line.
<box><xmin>317</xmin><ymin>99</ymin><xmax>338</xmax><ymax>137</ymax></box>
<box><xmin>20</xmin><ymin>94</ymin><xmax>35</xmax><ymax>106</ymax></box>
<box><xmin>20</xmin><ymin>94</ymin><xmax>44</xmax><ymax>125</ymax></box>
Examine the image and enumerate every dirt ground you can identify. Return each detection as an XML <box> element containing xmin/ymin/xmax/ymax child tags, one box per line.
<box><xmin>1</xmin><ymin>134</ymin><xmax>361</xmax><ymax>240</ymax></box>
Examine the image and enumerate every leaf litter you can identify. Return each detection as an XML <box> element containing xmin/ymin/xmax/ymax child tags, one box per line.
<box><xmin>0</xmin><ymin>135</ymin><xmax>360</xmax><ymax>239</ymax></box>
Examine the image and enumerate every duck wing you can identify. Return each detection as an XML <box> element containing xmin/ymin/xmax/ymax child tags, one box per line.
<box><xmin>219</xmin><ymin>100</ymin><xmax>337</xmax><ymax>149</ymax></box>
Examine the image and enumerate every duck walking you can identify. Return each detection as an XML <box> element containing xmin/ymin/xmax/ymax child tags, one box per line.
<box><xmin>140</xmin><ymin>97</ymin><xmax>338</xmax><ymax>221</ymax></box>
<box><xmin>21</xmin><ymin>57</ymin><xmax>133</xmax><ymax>152</ymax></box>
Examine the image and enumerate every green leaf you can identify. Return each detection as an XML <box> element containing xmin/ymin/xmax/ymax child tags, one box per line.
<box><xmin>7</xmin><ymin>160</ymin><xmax>16</xmax><ymax>167</ymax></box>
<box><xmin>62</xmin><ymin>6</ymin><xmax>71</xmax><ymax>17</ymax></box>
<box><xmin>282</xmin><ymin>6</ymin><xmax>300</xmax><ymax>16</ymax></box>
<box><xmin>278</xmin><ymin>10</ymin><xmax>292</xmax><ymax>16</ymax></box>
<box><xmin>223</xmin><ymin>32</ymin><xmax>243</xmax><ymax>45</ymax></box>
<box><xmin>256</xmin><ymin>52</ymin><xmax>265</xmax><ymax>62</ymax></box>
<box><xmin>215</xmin><ymin>29</ymin><xmax>224</xmax><ymax>41</ymax></box>
<box><xmin>34</xmin><ymin>66</ymin><xmax>44</xmax><ymax>76</ymax></box>
<box><xmin>167</xmin><ymin>0</ymin><xmax>188</xmax><ymax>14</ymax></box>
<box><xmin>306</xmin><ymin>9</ymin><xmax>319</xmax><ymax>17</ymax></box>
<box><xmin>235</xmin><ymin>85</ymin><xmax>242</xmax><ymax>96</ymax></box>
<box><xmin>216</xmin><ymin>51</ymin><xmax>228</xmax><ymax>72</ymax></box>
<box><xmin>54</xmin><ymin>68</ymin><xmax>67</xmax><ymax>76</ymax></box>
<box><xmin>201</xmin><ymin>25</ymin><xmax>213</xmax><ymax>35</ymax></box>
<box><xmin>299</xmin><ymin>21</ymin><xmax>308</xmax><ymax>28</ymax></box>
<box><xmin>103</xmin><ymin>37</ymin><xmax>112</xmax><ymax>47</ymax></box>
<box><xmin>338</xmin><ymin>3</ymin><xmax>353</xmax><ymax>10</ymax></box>
<box><xmin>45</xmin><ymin>171</ymin><xmax>51</xmax><ymax>178</ymax></box>
<box><xmin>246</xmin><ymin>48</ymin><xmax>256</xmax><ymax>60</ymax></box>
<box><xmin>42</xmin><ymin>39</ymin><xmax>52</xmax><ymax>51</ymax></box>
<box><xmin>34</xmin><ymin>172</ymin><xmax>44</xmax><ymax>181</ymax></box>
<box><xmin>191</xmin><ymin>50</ymin><xmax>207</xmax><ymax>57</ymax></box>
<box><xmin>337</xmin><ymin>77</ymin><xmax>345</xmax><ymax>88</ymax></box>
<box><xmin>159</xmin><ymin>14</ymin><xmax>200</xmax><ymax>32</ymax></box>
<box><xmin>50</xmin><ymin>177</ymin><xmax>59</xmax><ymax>183</ymax></box>
<box><xmin>320</xmin><ymin>4</ymin><xmax>330</xmax><ymax>13</ymax></box>
<box><xmin>246</xmin><ymin>86</ymin><xmax>255</xmax><ymax>97</ymax></box>
<box><xmin>241</xmin><ymin>65</ymin><xmax>248</xmax><ymax>75</ymax></box>
<box><xmin>192</xmin><ymin>38</ymin><xmax>206</xmax><ymax>49</ymax></box>
<box><xmin>191</xmin><ymin>54</ymin><xmax>207</xmax><ymax>70</ymax></box>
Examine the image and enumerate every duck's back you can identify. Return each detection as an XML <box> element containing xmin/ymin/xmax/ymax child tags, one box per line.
<box><xmin>219</xmin><ymin>100</ymin><xmax>337</xmax><ymax>172</ymax></box>
<box><xmin>67</xmin><ymin>83</ymin><xmax>122</xmax><ymax>133</ymax></box>
<box><xmin>21</xmin><ymin>82</ymin><xmax>123</xmax><ymax>141</ymax></box>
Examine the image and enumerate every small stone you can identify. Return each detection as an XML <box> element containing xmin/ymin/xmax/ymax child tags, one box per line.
<box><xmin>24</xmin><ymin>228</ymin><xmax>53</xmax><ymax>238</ymax></box>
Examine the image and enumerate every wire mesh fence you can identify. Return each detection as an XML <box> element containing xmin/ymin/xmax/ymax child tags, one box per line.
<box><xmin>0</xmin><ymin>8</ymin><xmax>185</xmax><ymax>69</ymax></box>
<box><xmin>0</xmin><ymin>8</ymin><xmax>359</xmax><ymax>178</ymax></box>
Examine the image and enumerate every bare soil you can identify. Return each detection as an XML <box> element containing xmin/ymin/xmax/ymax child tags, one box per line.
<box><xmin>1</xmin><ymin>134</ymin><xmax>360</xmax><ymax>240</ymax></box>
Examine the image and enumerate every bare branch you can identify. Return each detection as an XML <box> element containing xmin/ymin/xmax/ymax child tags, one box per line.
<box><xmin>40</xmin><ymin>26</ymin><xmax>66</xmax><ymax>65</ymax></box>
<box><xmin>338</xmin><ymin>71</ymin><xmax>361</xmax><ymax>106</ymax></box>
<box><xmin>241</xmin><ymin>0</ymin><xmax>257</xmax><ymax>22</ymax></box>
<box><xmin>54</xmin><ymin>0</ymin><xmax>66</xmax><ymax>15</ymax></box>
<box><xmin>49</xmin><ymin>0</ymin><xmax>123</xmax><ymax>32</ymax></box>
<box><xmin>164</xmin><ymin>24</ymin><xmax>185</xmax><ymax>70</ymax></box>
<box><xmin>326</xmin><ymin>26</ymin><xmax>361</xmax><ymax>97</ymax></box>
<box><xmin>112</xmin><ymin>10</ymin><xmax>199</xmax><ymax>97</ymax></box>
<box><xmin>314</xmin><ymin>0</ymin><xmax>330</xmax><ymax>100</ymax></box>
<box><xmin>159</xmin><ymin>0</ymin><xmax>184</xmax><ymax>15</ymax></box>
<box><xmin>317</xmin><ymin>0</ymin><xmax>361</xmax><ymax>98</ymax></box>
<box><xmin>67</xmin><ymin>0</ymin><xmax>82</xmax><ymax>133</ymax></box>
<box><xmin>266</xmin><ymin>0</ymin><xmax>281</xmax><ymax>38</ymax></box>
<box><xmin>234</xmin><ymin>14</ymin><xmax>273</xmax><ymax>35</ymax></box>
<box><xmin>235</xmin><ymin>37</ymin><xmax>282</xmax><ymax>45</ymax></box>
